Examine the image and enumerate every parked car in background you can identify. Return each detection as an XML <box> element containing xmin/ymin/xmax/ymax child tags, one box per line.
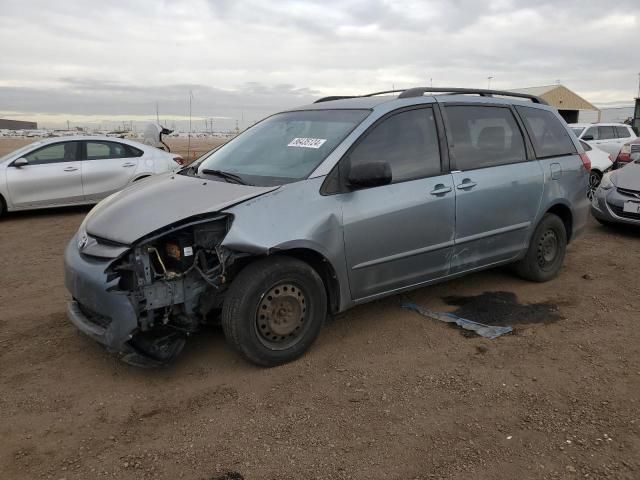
<box><xmin>614</xmin><ymin>138</ymin><xmax>640</xmax><ymax>169</ymax></box>
<box><xmin>0</xmin><ymin>136</ymin><xmax>183</xmax><ymax>215</ymax></box>
<box><xmin>580</xmin><ymin>140</ymin><xmax>613</xmax><ymax>199</ymax></box>
<box><xmin>64</xmin><ymin>87</ymin><xmax>590</xmax><ymax>367</ymax></box>
<box><xmin>591</xmin><ymin>153</ymin><xmax>640</xmax><ymax>226</ymax></box>
<box><xmin>569</xmin><ymin>122</ymin><xmax>637</xmax><ymax>159</ymax></box>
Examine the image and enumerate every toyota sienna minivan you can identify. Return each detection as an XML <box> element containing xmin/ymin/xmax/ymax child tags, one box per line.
<box><xmin>64</xmin><ymin>87</ymin><xmax>590</xmax><ymax>367</ymax></box>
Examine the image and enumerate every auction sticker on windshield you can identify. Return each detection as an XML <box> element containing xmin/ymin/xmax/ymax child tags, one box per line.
<box><xmin>287</xmin><ymin>138</ymin><xmax>327</xmax><ymax>149</ymax></box>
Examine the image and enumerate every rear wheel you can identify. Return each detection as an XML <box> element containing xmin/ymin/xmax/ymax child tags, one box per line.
<box><xmin>587</xmin><ymin>170</ymin><xmax>602</xmax><ymax>200</ymax></box>
<box><xmin>515</xmin><ymin>213</ymin><xmax>567</xmax><ymax>282</ymax></box>
<box><xmin>221</xmin><ymin>256</ymin><xmax>327</xmax><ymax>366</ymax></box>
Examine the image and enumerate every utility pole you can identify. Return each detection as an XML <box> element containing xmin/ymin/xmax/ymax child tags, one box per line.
<box><xmin>156</xmin><ymin>102</ymin><xmax>160</xmax><ymax>124</ymax></box>
<box><xmin>67</xmin><ymin>120</ymin><xmax>70</xmax><ymax>131</ymax></box>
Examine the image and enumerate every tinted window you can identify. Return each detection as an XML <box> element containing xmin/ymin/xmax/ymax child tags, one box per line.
<box><xmin>516</xmin><ymin>106</ymin><xmax>577</xmax><ymax>158</ymax></box>
<box><xmin>126</xmin><ymin>145</ymin><xmax>144</xmax><ymax>157</ymax></box>
<box><xmin>348</xmin><ymin>108</ymin><xmax>441</xmax><ymax>183</ymax></box>
<box><xmin>23</xmin><ymin>142</ymin><xmax>80</xmax><ymax>165</ymax></box>
<box><xmin>197</xmin><ymin>109</ymin><xmax>369</xmax><ymax>186</ymax></box>
<box><xmin>598</xmin><ymin>126</ymin><xmax>615</xmax><ymax>140</ymax></box>
<box><xmin>615</xmin><ymin>126</ymin><xmax>632</xmax><ymax>139</ymax></box>
<box><xmin>583</xmin><ymin>127</ymin><xmax>598</xmax><ymax>140</ymax></box>
<box><xmin>579</xmin><ymin>140</ymin><xmax>592</xmax><ymax>151</ymax></box>
<box><xmin>86</xmin><ymin>141</ymin><xmax>130</xmax><ymax>160</ymax></box>
<box><xmin>446</xmin><ymin>106</ymin><xmax>526</xmax><ymax>170</ymax></box>
<box><xmin>571</xmin><ymin>127</ymin><xmax>584</xmax><ymax>137</ymax></box>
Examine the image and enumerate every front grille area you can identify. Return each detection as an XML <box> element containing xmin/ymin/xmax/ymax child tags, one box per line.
<box><xmin>609</xmin><ymin>203</ymin><xmax>640</xmax><ymax>221</ymax></box>
<box><xmin>77</xmin><ymin>302</ymin><xmax>113</xmax><ymax>329</ymax></box>
<box><xmin>617</xmin><ymin>187</ymin><xmax>640</xmax><ymax>198</ymax></box>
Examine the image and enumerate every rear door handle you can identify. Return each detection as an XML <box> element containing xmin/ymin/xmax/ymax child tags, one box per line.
<box><xmin>122</xmin><ymin>162</ymin><xmax>136</xmax><ymax>167</ymax></box>
<box><xmin>456</xmin><ymin>180</ymin><xmax>477</xmax><ymax>190</ymax></box>
<box><xmin>63</xmin><ymin>166</ymin><xmax>78</xmax><ymax>172</ymax></box>
<box><xmin>430</xmin><ymin>184</ymin><xmax>452</xmax><ymax>196</ymax></box>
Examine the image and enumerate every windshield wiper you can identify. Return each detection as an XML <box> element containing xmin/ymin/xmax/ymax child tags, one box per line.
<box><xmin>200</xmin><ymin>169</ymin><xmax>250</xmax><ymax>185</ymax></box>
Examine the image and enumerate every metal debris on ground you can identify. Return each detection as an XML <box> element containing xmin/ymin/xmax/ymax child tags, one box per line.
<box><xmin>402</xmin><ymin>303</ymin><xmax>513</xmax><ymax>339</ymax></box>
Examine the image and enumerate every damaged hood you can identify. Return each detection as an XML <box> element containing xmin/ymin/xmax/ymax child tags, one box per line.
<box><xmin>613</xmin><ymin>162</ymin><xmax>640</xmax><ymax>190</ymax></box>
<box><xmin>85</xmin><ymin>173</ymin><xmax>278</xmax><ymax>244</ymax></box>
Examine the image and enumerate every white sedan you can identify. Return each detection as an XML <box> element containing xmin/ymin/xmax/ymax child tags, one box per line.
<box><xmin>0</xmin><ymin>136</ymin><xmax>183</xmax><ymax>215</ymax></box>
<box><xmin>581</xmin><ymin>140</ymin><xmax>613</xmax><ymax>199</ymax></box>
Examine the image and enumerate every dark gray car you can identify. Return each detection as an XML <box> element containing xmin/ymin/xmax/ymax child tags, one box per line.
<box><xmin>64</xmin><ymin>87</ymin><xmax>590</xmax><ymax>367</ymax></box>
<box><xmin>591</xmin><ymin>153</ymin><xmax>640</xmax><ymax>225</ymax></box>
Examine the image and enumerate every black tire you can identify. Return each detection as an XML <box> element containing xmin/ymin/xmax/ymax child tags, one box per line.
<box><xmin>0</xmin><ymin>195</ymin><xmax>5</xmax><ymax>218</ymax></box>
<box><xmin>221</xmin><ymin>256</ymin><xmax>327</xmax><ymax>367</ymax></box>
<box><xmin>515</xmin><ymin>213</ymin><xmax>567</xmax><ymax>282</ymax></box>
<box><xmin>587</xmin><ymin>170</ymin><xmax>602</xmax><ymax>200</ymax></box>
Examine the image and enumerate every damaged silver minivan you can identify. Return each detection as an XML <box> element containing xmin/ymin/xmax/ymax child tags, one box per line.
<box><xmin>64</xmin><ymin>87</ymin><xmax>590</xmax><ymax>367</ymax></box>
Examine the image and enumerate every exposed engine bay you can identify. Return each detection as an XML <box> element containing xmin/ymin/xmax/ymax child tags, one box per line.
<box><xmin>107</xmin><ymin>215</ymin><xmax>241</xmax><ymax>366</ymax></box>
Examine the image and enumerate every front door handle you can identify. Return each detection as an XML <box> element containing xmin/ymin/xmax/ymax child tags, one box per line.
<box><xmin>456</xmin><ymin>179</ymin><xmax>477</xmax><ymax>190</ymax></box>
<box><xmin>63</xmin><ymin>166</ymin><xmax>78</xmax><ymax>172</ymax></box>
<box><xmin>122</xmin><ymin>162</ymin><xmax>136</xmax><ymax>167</ymax></box>
<box><xmin>430</xmin><ymin>184</ymin><xmax>452</xmax><ymax>196</ymax></box>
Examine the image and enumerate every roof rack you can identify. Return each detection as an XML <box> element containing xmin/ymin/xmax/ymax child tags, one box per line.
<box><xmin>314</xmin><ymin>87</ymin><xmax>547</xmax><ymax>105</ymax></box>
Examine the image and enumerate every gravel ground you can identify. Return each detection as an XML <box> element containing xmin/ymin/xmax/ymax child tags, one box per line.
<box><xmin>1</xmin><ymin>205</ymin><xmax>639</xmax><ymax>479</ymax></box>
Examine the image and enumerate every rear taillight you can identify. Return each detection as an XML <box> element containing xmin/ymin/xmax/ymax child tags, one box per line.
<box><xmin>172</xmin><ymin>156</ymin><xmax>185</xmax><ymax>165</ymax></box>
<box><xmin>579</xmin><ymin>153</ymin><xmax>591</xmax><ymax>172</ymax></box>
<box><xmin>617</xmin><ymin>144</ymin><xmax>631</xmax><ymax>163</ymax></box>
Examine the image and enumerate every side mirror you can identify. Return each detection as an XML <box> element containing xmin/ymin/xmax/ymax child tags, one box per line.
<box><xmin>582</xmin><ymin>135</ymin><xmax>594</xmax><ymax>141</ymax></box>
<box><xmin>347</xmin><ymin>161</ymin><xmax>392</xmax><ymax>190</ymax></box>
<box><xmin>13</xmin><ymin>158</ymin><xmax>28</xmax><ymax>168</ymax></box>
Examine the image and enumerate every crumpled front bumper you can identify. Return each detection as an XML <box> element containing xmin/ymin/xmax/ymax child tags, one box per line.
<box><xmin>64</xmin><ymin>233</ymin><xmax>138</xmax><ymax>355</ymax></box>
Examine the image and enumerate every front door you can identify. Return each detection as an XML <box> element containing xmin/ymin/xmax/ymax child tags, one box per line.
<box><xmin>81</xmin><ymin>140</ymin><xmax>140</xmax><ymax>201</ymax></box>
<box><xmin>6</xmin><ymin>141</ymin><xmax>83</xmax><ymax>207</ymax></box>
<box><xmin>442</xmin><ymin>104</ymin><xmax>544</xmax><ymax>272</ymax></box>
<box><xmin>338</xmin><ymin>106</ymin><xmax>456</xmax><ymax>300</ymax></box>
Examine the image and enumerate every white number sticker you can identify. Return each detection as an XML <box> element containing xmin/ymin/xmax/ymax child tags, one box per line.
<box><xmin>287</xmin><ymin>137</ymin><xmax>327</xmax><ymax>149</ymax></box>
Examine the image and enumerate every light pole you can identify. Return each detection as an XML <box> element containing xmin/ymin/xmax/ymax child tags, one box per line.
<box><xmin>487</xmin><ymin>76</ymin><xmax>494</xmax><ymax>89</ymax></box>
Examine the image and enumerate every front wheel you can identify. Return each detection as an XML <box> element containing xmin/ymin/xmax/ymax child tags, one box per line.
<box><xmin>515</xmin><ymin>213</ymin><xmax>567</xmax><ymax>282</ymax></box>
<box><xmin>221</xmin><ymin>256</ymin><xmax>327</xmax><ymax>366</ymax></box>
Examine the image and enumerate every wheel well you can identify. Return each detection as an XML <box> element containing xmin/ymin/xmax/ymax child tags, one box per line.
<box><xmin>231</xmin><ymin>248</ymin><xmax>341</xmax><ymax>314</ymax></box>
<box><xmin>0</xmin><ymin>192</ymin><xmax>6</xmax><ymax>215</ymax></box>
<box><xmin>546</xmin><ymin>204</ymin><xmax>573</xmax><ymax>242</ymax></box>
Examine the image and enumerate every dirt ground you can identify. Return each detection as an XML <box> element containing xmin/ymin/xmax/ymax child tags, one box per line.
<box><xmin>1</xmin><ymin>159</ymin><xmax>640</xmax><ymax>479</ymax></box>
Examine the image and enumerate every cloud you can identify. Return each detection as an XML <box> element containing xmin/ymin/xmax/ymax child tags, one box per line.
<box><xmin>0</xmin><ymin>0</ymin><xmax>638</xmax><ymax>128</ymax></box>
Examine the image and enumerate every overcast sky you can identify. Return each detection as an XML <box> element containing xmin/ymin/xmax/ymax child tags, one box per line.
<box><xmin>1</xmin><ymin>0</ymin><xmax>638</xmax><ymax>130</ymax></box>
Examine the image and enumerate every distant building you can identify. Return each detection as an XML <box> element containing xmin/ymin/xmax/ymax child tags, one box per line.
<box><xmin>511</xmin><ymin>85</ymin><xmax>599</xmax><ymax>123</ymax></box>
<box><xmin>0</xmin><ymin>119</ymin><xmax>37</xmax><ymax>130</ymax></box>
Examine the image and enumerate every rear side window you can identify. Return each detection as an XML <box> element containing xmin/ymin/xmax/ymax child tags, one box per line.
<box><xmin>516</xmin><ymin>106</ymin><xmax>577</xmax><ymax>158</ymax></box>
<box><xmin>126</xmin><ymin>145</ymin><xmax>144</xmax><ymax>157</ymax></box>
<box><xmin>597</xmin><ymin>126</ymin><xmax>616</xmax><ymax>140</ymax></box>
<box><xmin>85</xmin><ymin>141</ymin><xmax>130</xmax><ymax>160</ymax></box>
<box><xmin>445</xmin><ymin>106</ymin><xmax>526</xmax><ymax>170</ymax></box>
<box><xmin>348</xmin><ymin>107</ymin><xmax>441</xmax><ymax>182</ymax></box>
<box><xmin>615</xmin><ymin>126</ymin><xmax>632</xmax><ymax>139</ymax></box>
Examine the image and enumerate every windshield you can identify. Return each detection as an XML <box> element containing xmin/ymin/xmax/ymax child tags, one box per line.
<box><xmin>571</xmin><ymin>127</ymin><xmax>585</xmax><ymax>137</ymax></box>
<box><xmin>195</xmin><ymin>109</ymin><xmax>369</xmax><ymax>186</ymax></box>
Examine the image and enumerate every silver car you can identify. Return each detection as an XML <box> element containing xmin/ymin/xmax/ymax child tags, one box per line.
<box><xmin>591</xmin><ymin>152</ymin><xmax>640</xmax><ymax>226</ymax></box>
<box><xmin>64</xmin><ymin>88</ymin><xmax>590</xmax><ymax>367</ymax></box>
<box><xmin>0</xmin><ymin>135</ymin><xmax>182</xmax><ymax>215</ymax></box>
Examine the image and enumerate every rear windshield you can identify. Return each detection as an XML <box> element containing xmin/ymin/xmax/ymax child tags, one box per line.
<box><xmin>196</xmin><ymin>109</ymin><xmax>369</xmax><ymax>186</ymax></box>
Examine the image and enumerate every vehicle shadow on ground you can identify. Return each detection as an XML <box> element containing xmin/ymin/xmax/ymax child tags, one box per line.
<box><xmin>597</xmin><ymin>222</ymin><xmax>640</xmax><ymax>238</ymax></box>
<box><xmin>4</xmin><ymin>205</ymin><xmax>92</xmax><ymax>220</ymax></box>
